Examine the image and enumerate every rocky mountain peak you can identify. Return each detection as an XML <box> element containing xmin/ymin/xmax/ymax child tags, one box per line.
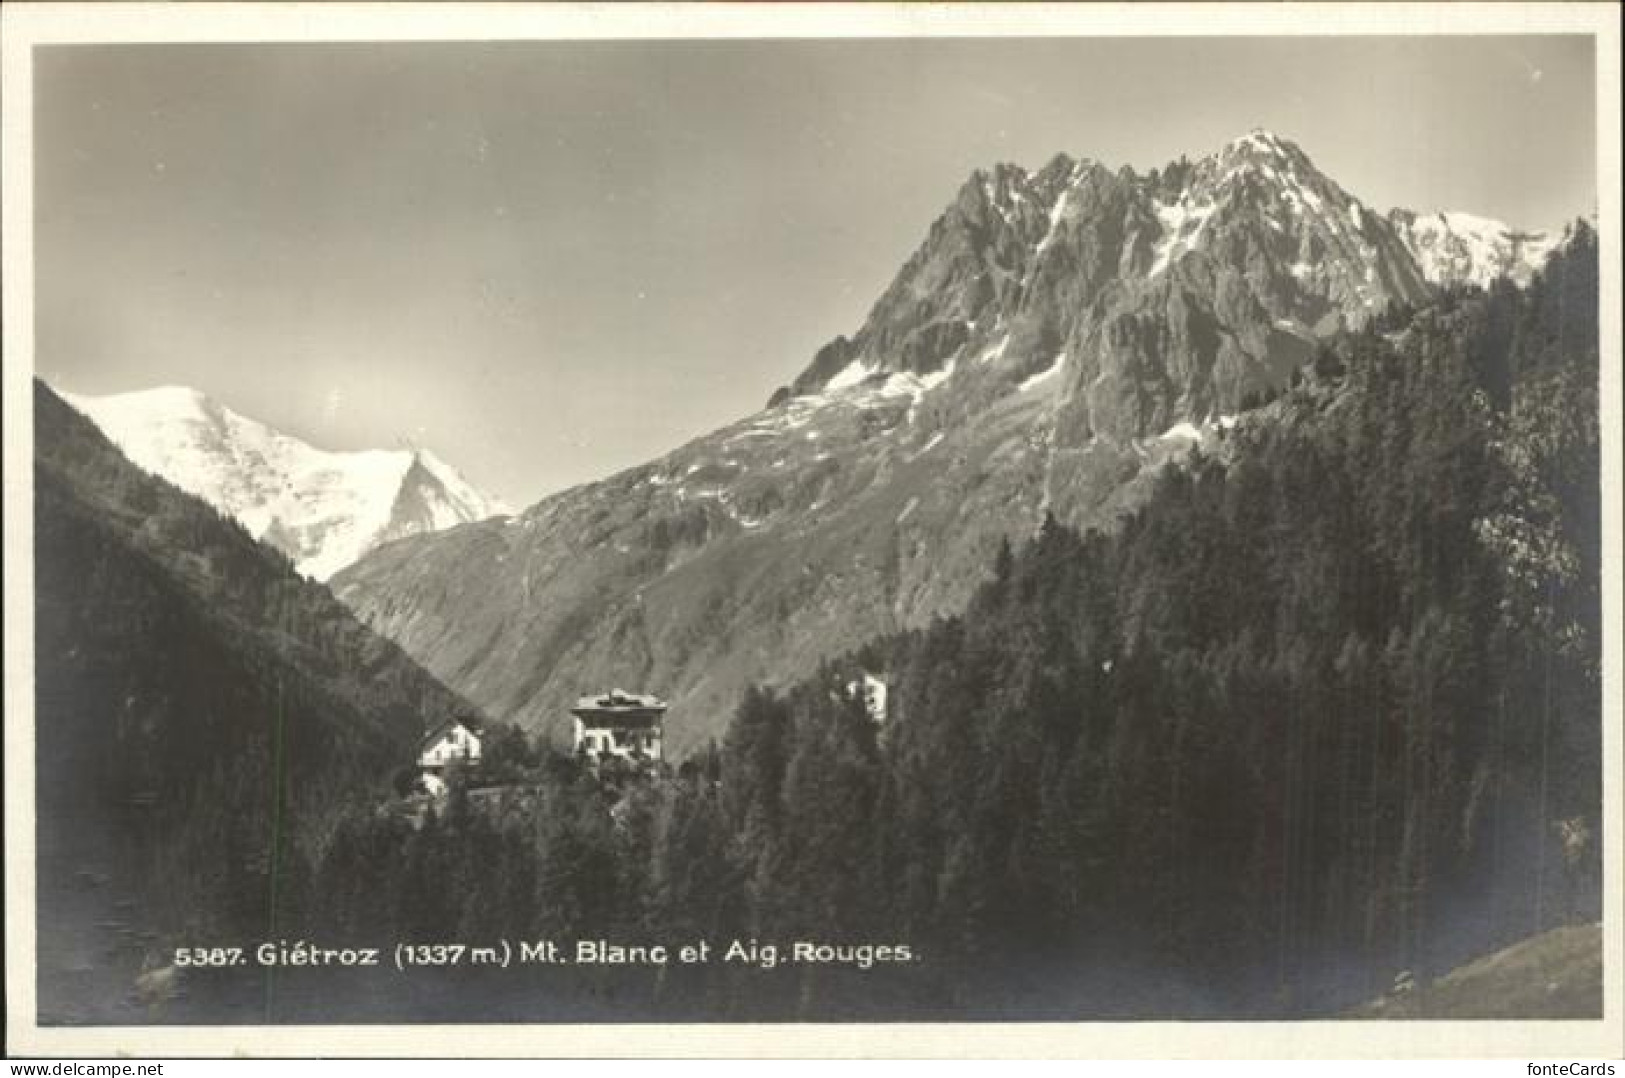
<box><xmin>783</xmin><ymin>129</ymin><xmax>1563</xmax><ymax>412</ymax></box>
<box><xmin>1219</xmin><ymin>127</ymin><xmax>1306</xmax><ymax>163</ymax></box>
<box><xmin>1188</xmin><ymin>129</ymin><xmax>1337</xmax><ymax>203</ymax></box>
<box><xmin>784</xmin><ymin>130</ymin><xmax>1439</xmax><ymax>436</ymax></box>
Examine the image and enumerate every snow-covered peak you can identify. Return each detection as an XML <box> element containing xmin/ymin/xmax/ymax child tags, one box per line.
<box><xmin>58</xmin><ymin>384</ymin><xmax>508</xmax><ymax>580</ymax></box>
<box><xmin>414</xmin><ymin>449</ymin><xmax>508</xmax><ymax>528</ymax></box>
<box><xmin>1223</xmin><ymin>129</ymin><xmax>1303</xmax><ymax>161</ymax></box>
<box><xmin>1202</xmin><ymin>130</ymin><xmax>1344</xmax><ymax>206</ymax></box>
<box><xmin>1389</xmin><ymin>209</ymin><xmax>1558</xmax><ymax>288</ymax></box>
<box><xmin>1144</xmin><ymin>132</ymin><xmax>1381</xmax><ymax>293</ymax></box>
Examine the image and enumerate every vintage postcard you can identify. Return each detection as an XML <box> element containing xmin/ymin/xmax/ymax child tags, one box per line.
<box><xmin>3</xmin><ymin>1</ymin><xmax>1620</xmax><ymax>1059</ymax></box>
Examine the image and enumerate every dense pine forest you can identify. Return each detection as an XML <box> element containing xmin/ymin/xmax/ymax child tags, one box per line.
<box><xmin>253</xmin><ymin>224</ymin><xmax>1600</xmax><ymax>1021</ymax></box>
<box><xmin>35</xmin><ymin>225</ymin><xmax>1600</xmax><ymax>1023</ymax></box>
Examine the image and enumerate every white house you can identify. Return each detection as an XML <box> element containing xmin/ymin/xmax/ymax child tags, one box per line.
<box><xmin>843</xmin><ymin>671</ymin><xmax>888</xmax><ymax>724</ymax></box>
<box><xmin>417</xmin><ymin>718</ymin><xmax>482</xmax><ymax>795</ymax></box>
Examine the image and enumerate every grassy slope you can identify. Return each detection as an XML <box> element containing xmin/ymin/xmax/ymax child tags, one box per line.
<box><xmin>1348</xmin><ymin>923</ymin><xmax>1602</xmax><ymax>1020</ymax></box>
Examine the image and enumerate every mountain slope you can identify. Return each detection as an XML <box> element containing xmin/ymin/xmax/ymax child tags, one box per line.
<box><xmin>59</xmin><ymin>385</ymin><xmax>508</xmax><ymax>580</ymax></box>
<box><xmin>332</xmin><ymin>131</ymin><xmax>1569</xmax><ymax>754</ymax></box>
<box><xmin>34</xmin><ymin>380</ymin><xmax>484</xmax><ymax>1023</ymax></box>
<box><xmin>1348</xmin><ymin>924</ymin><xmax>1602</xmax><ymax>1019</ymax></box>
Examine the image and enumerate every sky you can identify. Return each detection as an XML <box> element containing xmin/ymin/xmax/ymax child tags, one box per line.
<box><xmin>34</xmin><ymin>35</ymin><xmax>1598</xmax><ymax>508</ymax></box>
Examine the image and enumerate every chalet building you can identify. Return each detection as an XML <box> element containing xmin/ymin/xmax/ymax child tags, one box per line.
<box><xmin>849</xmin><ymin>671</ymin><xmax>888</xmax><ymax>724</ymax></box>
<box><xmin>417</xmin><ymin>717</ymin><xmax>482</xmax><ymax>797</ymax></box>
<box><xmin>572</xmin><ymin>689</ymin><xmax>668</xmax><ymax>764</ymax></box>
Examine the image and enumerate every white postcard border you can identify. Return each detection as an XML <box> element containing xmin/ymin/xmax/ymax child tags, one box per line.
<box><xmin>4</xmin><ymin>2</ymin><xmax>1619</xmax><ymax>1059</ymax></box>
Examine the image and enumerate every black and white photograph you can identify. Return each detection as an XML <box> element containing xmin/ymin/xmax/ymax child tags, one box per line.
<box><xmin>3</xmin><ymin>2</ymin><xmax>1620</xmax><ymax>1058</ymax></box>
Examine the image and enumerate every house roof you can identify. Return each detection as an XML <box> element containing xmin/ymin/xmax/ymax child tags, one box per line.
<box><xmin>571</xmin><ymin>688</ymin><xmax>668</xmax><ymax>716</ymax></box>
<box><xmin>419</xmin><ymin>716</ymin><xmax>481</xmax><ymax>749</ymax></box>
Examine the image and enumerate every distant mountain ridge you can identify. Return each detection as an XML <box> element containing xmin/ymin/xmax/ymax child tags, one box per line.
<box><xmin>59</xmin><ymin>385</ymin><xmax>508</xmax><ymax>580</ymax></box>
<box><xmin>332</xmin><ymin>130</ymin><xmax>1580</xmax><ymax>753</ymax></box>
<box><xmin>1388</xmin><ymin>208</ymin><xmax>1565</xmax><ymax>290</ymax></box>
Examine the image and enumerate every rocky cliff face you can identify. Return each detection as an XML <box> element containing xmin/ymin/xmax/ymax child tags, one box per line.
<box><xmin>793</xmin><ymin>132</ymin><xmax>1430</xmax><ymax>416</ymax></box>
<box><xmin>331</xmin><ymin>130</ymin><xmax>1565</xmax><ymax>754</ymax></box>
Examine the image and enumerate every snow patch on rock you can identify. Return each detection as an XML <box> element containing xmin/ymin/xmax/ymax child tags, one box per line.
<box><xmin>1150</xmin><ymin>197</ymin><xmax>1218</xmax><ymax>277</ymax></box>
<box><xmin>1019</xmin><ymin>353</ymin><xmax>1067</xmax><ymax>393</ymax></box>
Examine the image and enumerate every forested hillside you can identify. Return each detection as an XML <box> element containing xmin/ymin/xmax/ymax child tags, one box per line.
<box><xmin>34</xmin><ymin>382</ymin><xmax>485</xmax><ymax>1023</ymax></box>
<box><xmin>270</xmin><ymin>225</ymin><xmax>1600</xmax><ymax>1022</ymax></box>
